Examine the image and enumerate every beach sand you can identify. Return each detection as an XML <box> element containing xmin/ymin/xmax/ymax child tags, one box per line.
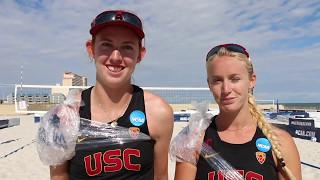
<box><xmin>0</xmin><ymin>115</ymin><xmax>319</xmax><ymax>180</ymax></box>
<box><xmin>0</xmin><ymin>115</ymin><xmax>50</xmax><ymax>180</ymax></box>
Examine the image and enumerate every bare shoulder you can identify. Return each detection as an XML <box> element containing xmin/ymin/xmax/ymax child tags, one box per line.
<box><xmin>270</xmin><ymin>125</ymin><xmax>297</xmax><ymax>151</ymax></box>
<box><xmin>144</xmin><ymin>91</ymin><xmax>173</xmax><ymax>117</ymax></box>
<box><xmin>270</xmin><ymin>125</ymin><xmax>302</xmax><ymax>179</ymax></box>
<box><xmin>143</xmin><ymin>91</ymin><xmax>174</xmax><ymax>140</ymax></box>
<box><xmin>143</xmin><ymin>91</ymin><xmax>174</xmax><ymax>179</ymax></box>
<box><xmin>271</xmin><ymin>125</ymin><xmax>295</xmax><ymax>144</ymax></box>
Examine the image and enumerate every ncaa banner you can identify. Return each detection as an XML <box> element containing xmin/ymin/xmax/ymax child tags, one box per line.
<box><xmin>288</xmin><ymin>118</ymin><xmax>319</xmax><ymax>142</ymax></box>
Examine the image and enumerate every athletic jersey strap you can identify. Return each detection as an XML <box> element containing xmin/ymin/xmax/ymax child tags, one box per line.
<box><xmin>195</xmin><ymin>116</ymin><xmax>278</xmax><ymax>180</ymax></box>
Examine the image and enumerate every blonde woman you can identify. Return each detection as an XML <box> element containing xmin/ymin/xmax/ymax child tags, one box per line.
<box><xmin>174</xmin><ymin>44</ymin><xmax>301</xmax><ymax>180</ymax></box>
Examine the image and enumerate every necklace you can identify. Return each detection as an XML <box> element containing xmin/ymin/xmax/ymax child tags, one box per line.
<box><xmin>110</xmin><ymin>121</ymin><xmax>118</xmax><ymax>127</ymax></box>
<box><xmin>98</xmin><ymin>96</ymin><xmax>131</xmax><ymax>128</ymax></box>
<box><xmin>92</xmin><ymin>86</ymin><xmax>133</xmax><ymax>127</ymax></box>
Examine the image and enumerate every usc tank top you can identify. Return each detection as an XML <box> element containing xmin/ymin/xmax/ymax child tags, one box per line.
<box><xmin>196</xmin><ymin>116</ymin><xmax>278</xmax><ymax>180</ymax></box>
<box><xmin>69</xmin><ymin>85</ymin><xmax>155</xmax><ymax>180</ymax></box>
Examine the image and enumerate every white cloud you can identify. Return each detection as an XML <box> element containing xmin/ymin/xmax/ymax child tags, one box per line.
<box><xmin>0</xmin><ymin>0</ymin><xmax>319</xmax><ymax>102</ymax></box>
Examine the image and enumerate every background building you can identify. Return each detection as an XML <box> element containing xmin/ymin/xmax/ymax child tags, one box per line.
<box><xmin>4</xmin><ymin>72</ymin><xmax>88</xmax><ymax>104</ymax></box>
<box><xmin>62</xmin><ymin>72</ymin><xmax>87</xmax><ymax>86</ymax></box>
<box><xmin>51</xmin><ymin>72</ymin><xmax>88</xmax><ymax>100</ymax></box>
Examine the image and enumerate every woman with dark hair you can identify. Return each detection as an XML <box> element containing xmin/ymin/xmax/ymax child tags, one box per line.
<box><xmin>49</xmin><ymin>10</ymin><xmax>174</xmax><ymax>180</ymax></box>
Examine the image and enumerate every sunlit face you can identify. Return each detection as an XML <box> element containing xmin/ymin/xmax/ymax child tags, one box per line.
<box><xmin>207</xmin><ymin>56</ymin><xmax>256</xmax><ymax>113</ymax></box>
<box><xmin>86</xmin><ymin>26</ymin><xmax>145</xmax><ymax>88</ymax></box>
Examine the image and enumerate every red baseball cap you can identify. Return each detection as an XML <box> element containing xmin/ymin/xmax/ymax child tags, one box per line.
<box><xmin>90</xmin><ymin>10</ymin><xmax>145</xmax><ymax>39</ymax></box>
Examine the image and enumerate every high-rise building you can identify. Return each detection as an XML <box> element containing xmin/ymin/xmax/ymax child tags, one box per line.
<box><xmin>51</xmin><ymin>72</ymin><xmax>88</xmax><ymax>98</ymax></box>
<box><xmin>62</xmin><ymin>72</ymin><xmax>87</xmax><ymax>86</ymax></box>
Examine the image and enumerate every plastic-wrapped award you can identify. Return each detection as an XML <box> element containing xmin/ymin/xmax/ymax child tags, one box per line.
<box><xmin>170</xmin><ymin>101</ymin><xmax>244</xmax><ymax>180</ymax></box>
<box><xmin>37</xmin><ymin>89</ymin><xmax>151</xmax><ymax>166</ymax></box>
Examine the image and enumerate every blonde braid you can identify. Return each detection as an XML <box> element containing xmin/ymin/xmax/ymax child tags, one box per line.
<box><xmin>206</xmin><ymin>46</ymin><xmax>296</xmax><ymax>179</ymax></box>
<box><xmin>248</xmin><ymin>94</ymin><xmax>296</xmax><ymax>180</ymax></box>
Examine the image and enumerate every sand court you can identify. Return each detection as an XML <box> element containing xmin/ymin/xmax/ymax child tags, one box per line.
<box><xmin>0</xmin><ymin>115</ymin><xmax>319</xmax><ymax>180</ymax></box>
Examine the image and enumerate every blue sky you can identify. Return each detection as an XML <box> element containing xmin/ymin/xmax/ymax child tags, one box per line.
<box><xmin>0</xmin><ymin>0</ymin><xmax>319</xmax><ymax>102</ymax></box>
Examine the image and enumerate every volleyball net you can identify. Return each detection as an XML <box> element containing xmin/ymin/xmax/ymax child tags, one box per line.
<box><xmin>12</xmin><ymin>84</ymin><xmax>275</xmax><ymax>114</ymax></box>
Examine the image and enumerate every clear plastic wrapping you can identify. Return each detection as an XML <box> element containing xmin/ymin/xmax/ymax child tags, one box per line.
<box><xmin>37</xmin><ymin>89</ymin><xmax>81</xmax><ymax>166</ymax></box>
<box><xmin>170</xmin><ymin>101</ymin><xmax>243</xmax><ymax>179</ymax></box>
<box><xmin>170</xmin><ymin>101</ymin><xmax>212</xmax><ymax>164</ymax></box>
<box><xmin>37</xmin><ymin>89</ymin><xmax>151</xmax><ymax>166</ymax></box>
<box><xmin>76</xmin><ymin>118</ymin><xmax>151</xmax><ymax>150</ymax></box>
<box><xmin>201</xmin><ymin>143</ymin><xmax>244</xmax><ymax>180</ymax></box>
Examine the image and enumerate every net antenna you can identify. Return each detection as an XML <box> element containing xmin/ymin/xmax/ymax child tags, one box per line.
<box><xmin>16</xmin><ymin>65</ymin><xmax>28</xmax><ymax>111</ymax></box>
<box><xmin>20</xmin><ymin>65</ymin><xmax>23</xmax><ymax>98</ymax></box>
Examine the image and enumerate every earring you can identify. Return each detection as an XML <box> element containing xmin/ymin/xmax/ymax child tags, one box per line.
<box><xmin>249</xmin><ymin>87</ymin><xmax>254</xmax><ymax>94</ymax></box>
<box><xmin>88</xmin><ymin>56</ymin><xmax>94</xmax><ymax>62</ymax></box>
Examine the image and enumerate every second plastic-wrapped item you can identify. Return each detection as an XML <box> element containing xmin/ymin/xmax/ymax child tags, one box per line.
<box><xmin>170</xmin><ymin>101</ymin><xmax>243</xmax><ymax>180</ymax></box>
<box><xmin>170</xmin><ymin>101</ymin><xmax>212</xmax><ymax>164</ymax></box>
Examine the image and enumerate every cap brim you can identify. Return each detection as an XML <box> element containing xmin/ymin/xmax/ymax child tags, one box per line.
<box><xmin>90</xmin><ymin>21</ymin><xmax>145</xmax><ymax>39</ymax></box>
